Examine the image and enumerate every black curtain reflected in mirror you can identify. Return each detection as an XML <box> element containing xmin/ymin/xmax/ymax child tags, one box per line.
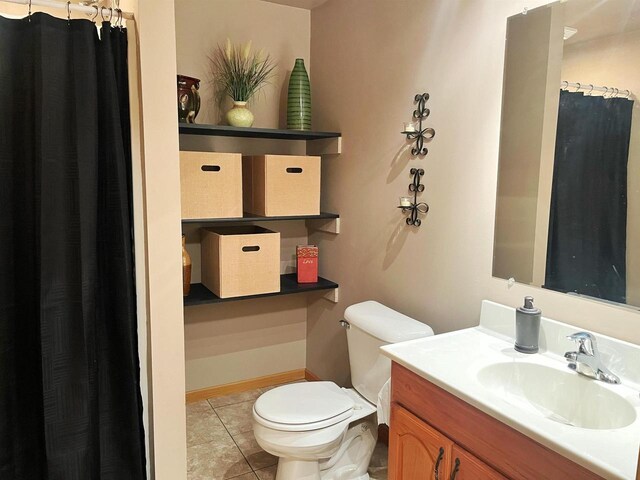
<box><xmin>0</xmin><ymin>13</ymin><xmax>146</xmax><ymax>479</ymax></box>
<box><xmin>545</xmin><ymin>90</ymin><xmax>633</xmax><ymax>303</ymax></box>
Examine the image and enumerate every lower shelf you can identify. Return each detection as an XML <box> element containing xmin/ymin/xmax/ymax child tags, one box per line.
<box><xmin>184</xmin><ymin>273</ymin><xmax>339</xmax><ymax>306</ymax></box>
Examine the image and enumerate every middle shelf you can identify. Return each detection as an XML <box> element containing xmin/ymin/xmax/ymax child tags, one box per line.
<box><xmin>184</xmin><ymin>274</ymin><xmax>339</xmax><ymax>306</ymax></box>
<box><xmin>182</xmin><ymin>212</ymin><xmax>339</xmax><ymax>224</ymax></box>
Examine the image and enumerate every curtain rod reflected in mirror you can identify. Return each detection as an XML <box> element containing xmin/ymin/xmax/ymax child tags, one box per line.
<box><xmin>561</xmin><ymin>81</ymin><xmax>632</xmax><ymax>99</ymax></box>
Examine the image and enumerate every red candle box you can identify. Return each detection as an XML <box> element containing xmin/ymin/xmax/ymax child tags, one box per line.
<box><xmin>297</xmin><ymin>245</ymin><xmax>318</xmax><ymax>283</ymax></box>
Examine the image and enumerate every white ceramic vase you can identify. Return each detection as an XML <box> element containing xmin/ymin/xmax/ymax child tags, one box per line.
<box><xmin>226</xmin><ymin>101</ymin><xmax>254</xmax><ymax>127</ymax></box>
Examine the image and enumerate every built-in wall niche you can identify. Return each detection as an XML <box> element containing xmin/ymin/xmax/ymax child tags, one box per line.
<box><xmin>493</xmin><ymin>0</ymin><xmax>640</xmax><ymax>309</ymax></box>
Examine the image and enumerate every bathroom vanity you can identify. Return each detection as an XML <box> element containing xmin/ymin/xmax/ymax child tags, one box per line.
<box><xmin>382</xmin><ymin>301</ymin><xmax>640</xmax><ymax>480</ymax></box>
<box><xmin>388</xmin><ymin>364</ymin><xmax>599</xmax><ymax>479</ymax></box>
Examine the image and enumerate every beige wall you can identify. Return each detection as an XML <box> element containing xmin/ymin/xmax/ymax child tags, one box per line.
<box><xmin>184</xmin><ymin>297</ymin><xmax>307</xmax><ymax>390</ymax></box>
<box><xmin>175</xmin><ymin>0</ymin><xmax>312</xmax><ymax>390</ymax></box>
<box><xmin>308</xmin><ymin>0</ymin><xmax>640</xmax><ymax>388</ymax></box>
<box><xmin>134</xmin><ymin>0</ymin><xmax>187</xmax><ymax>478</ymax></box>
<box><xmin>562</xmin><ymin>28</ymin><xmax>640</xmax><ymax>307</ymax></box>
<box><xmin>532</xmin><ymin>5</ymin><xmax>563</xmax><ymax>287</ymax></box>
<box><xmin>493</xmin><ymin>4</ymin><xmax>562</xmax><ymax>285</ymax></box>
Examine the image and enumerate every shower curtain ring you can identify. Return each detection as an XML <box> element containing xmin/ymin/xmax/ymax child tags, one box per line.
<box><xmin>91</xmin><ymin>5</ymin><xmax>98</xmax><ymax>23</ymax></box>
<box><xmin>107</xmin><ymin>7</ymin><xmax>113</xmax><ymax>22</ymax></box>
<box><xmin>587</xmin><ymin>84</ymin><xmax>594</xmax><ymax>96</ymax></box>
<box><xmin>28</xmin><ymin>0</ymin><xmax>31</xmax><ymax>21</ymax></box>
<box><xmin>66</xmin><ymin>1</ymin><xmax>71</xmax><ymax>25</ymax></box>
<box><xmin>575</xmin><ymin>82</ymin><xmax>581</xmax><ymax>92</ymax></box>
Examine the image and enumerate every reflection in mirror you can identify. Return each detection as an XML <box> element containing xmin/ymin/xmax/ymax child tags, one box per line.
<box><xmin>493</xmin><ymin>0</ymin><xmax>640</xmax><ymax>308</ymax></box>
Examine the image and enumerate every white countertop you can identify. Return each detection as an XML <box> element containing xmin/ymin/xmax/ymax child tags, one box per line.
<box><xmin>380</xmin><ymin>300</ymin><xmax>640</xmax><ymax>480</ymax></box>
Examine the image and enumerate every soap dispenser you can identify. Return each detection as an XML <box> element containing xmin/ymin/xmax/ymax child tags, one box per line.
<box><xmin>514</xmin><ymin>296</ymin><xmax>541</xmax><ymax>354</ymax></box>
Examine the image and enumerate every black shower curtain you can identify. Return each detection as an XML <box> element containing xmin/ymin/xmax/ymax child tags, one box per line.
<box><xmin>545</xmin><ymin>90</ymin><xmax>633</xmax><ymax>304</ymax></box>
<box><xmin>0</xmin><ymin>13</ymin><xmax>145</xmax><ymax>480</ymax></box>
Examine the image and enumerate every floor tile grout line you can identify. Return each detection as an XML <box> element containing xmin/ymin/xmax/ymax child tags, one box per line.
<box><xmin>212</xmin><ymin>403</ymin><xmax>277</xmax><ymax>475</ymax></box>
<box><xmin>186</xmin><ymin>400</ymin><xmax>229</xmax><ymax>449</ymax></box>
<box><xmin>188</xmin><ymin>405</ymin><xmax>255</xmax><ymax>477</ymax></box>
<box><xmin>190</xmin><ymin>388</ymin><xmax>282</xmax><ymax>478</ymax></box>
<box><xmin>213</xmin><ymin>407</ymin><xmax>256</xmax><ymax>473</ymax></box>
<box><xmin>206</xmin><ymin>387</ymin><xmax>265</xmax><ymax>410</ymax></box>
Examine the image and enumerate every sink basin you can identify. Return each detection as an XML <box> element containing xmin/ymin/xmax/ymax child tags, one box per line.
<box><xmin>477</xmin><ymin>362</ymin><xmax>636</xmax><ymax>430</ymax></box>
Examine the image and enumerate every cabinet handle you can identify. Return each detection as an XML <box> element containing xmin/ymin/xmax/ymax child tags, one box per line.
<box><xmin>449</xmin><ymin>458</ymin><xmax>460</xmax><ymax>480</ymax></box>
<box><xmin>434</xmin><ymin>447</ymin><xmax>445</xmax><ymax>480</ymax></box>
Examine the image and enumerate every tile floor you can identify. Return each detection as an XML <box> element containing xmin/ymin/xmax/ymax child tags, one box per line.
<box><xmin>186</xmin><ymin>384</ymin><xmax>389</xmax><ymax>480</ymax></box>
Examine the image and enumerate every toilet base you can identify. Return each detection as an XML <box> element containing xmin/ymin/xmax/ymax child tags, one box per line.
<box><xmin>276</xmin><ymin>458</ymin><xmax>322</xmax><ymax>480</ymax></box>
<box><xmin>274</xmin><ymin>416</ymin><xmax>378</xmax><ymax>480</ymax></box>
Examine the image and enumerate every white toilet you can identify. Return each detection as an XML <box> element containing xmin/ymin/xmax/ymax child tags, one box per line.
<box><xmin>252</xmin><ymin>301</ymin><xmax>434</xmax><ymax>480</ymax></box>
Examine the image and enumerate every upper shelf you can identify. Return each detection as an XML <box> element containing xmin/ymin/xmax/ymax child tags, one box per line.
<box><xmin>182</xmin><ymin>212</ymin><xmax>339</xmax><ymax>224</ymax></box>
<box><xmin>179</xmin><ymin>123</ymin><xmax>341</xmax><ymax>141</ymax></box>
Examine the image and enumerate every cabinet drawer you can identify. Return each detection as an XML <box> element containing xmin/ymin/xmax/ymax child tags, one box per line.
<box><xmin>450</xmin><ymin>444</ymin><xmax>507</xmax><ymax>480</ymax></box>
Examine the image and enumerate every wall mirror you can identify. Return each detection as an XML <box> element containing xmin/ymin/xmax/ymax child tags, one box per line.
<box><xmin>493</xmin><ymin>0</ymin><xmax>640</xmax><ymax>308</ymax></box>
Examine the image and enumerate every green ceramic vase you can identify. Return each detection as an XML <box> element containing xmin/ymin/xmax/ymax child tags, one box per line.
<box><xmin>226</xmin><ymin>101</ymin><xmax>254</xmax><ymax>127</ymax></box>
<box><xmin>287</xmin><ymin>58</ymin><xmax>311</xmax><ymax>130</ymax></box>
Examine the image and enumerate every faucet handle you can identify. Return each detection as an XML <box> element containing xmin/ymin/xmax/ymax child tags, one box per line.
<box><xmin>566</xmin><ymin>331</ymin><xmax>597</xmax><ymax>356</ymax></box>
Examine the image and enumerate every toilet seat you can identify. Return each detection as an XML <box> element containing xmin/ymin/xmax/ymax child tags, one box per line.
<box><xmin>253</xmin><ymin>382</ymin><xmax>355</xmax><ymax>432</ymax></box>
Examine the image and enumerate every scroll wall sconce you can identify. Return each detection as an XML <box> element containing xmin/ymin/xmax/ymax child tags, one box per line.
<box><xmin>399</xmin><ymin>93</ymin><xmax>435</xmax><ymax>226</ymax></box>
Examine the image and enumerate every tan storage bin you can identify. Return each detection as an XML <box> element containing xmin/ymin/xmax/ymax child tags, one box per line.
<box><xmin>201</xmin><ymin>226</ymin><xmax>280</xmax><ymax>298</ymax></box>
<box><xmin>180</xmin><ymin>151</ymin><xmax>243</xmax><ymax>219</ymax></box>
<box><xmin>243</xmin><ymin>154</ymin><xmax>320</xmax><ymax>216</ymax></box>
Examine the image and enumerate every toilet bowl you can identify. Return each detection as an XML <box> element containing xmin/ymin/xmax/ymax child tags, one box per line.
<box><xmin>253</xmin><ymin>382</ymin><xmax>377</xmax><ymax>480</ymax></box>
<box><xmin>252</xmin><ymin>301</ymin><xmax>434</xmax><ymax>480</ymax></box>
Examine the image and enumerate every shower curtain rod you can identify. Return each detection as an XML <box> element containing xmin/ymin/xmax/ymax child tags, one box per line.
<box><xmin>561</xmin><ymin>81</ymin><xmax>632</xmax><ymax>97</ymax></box>
<box><xmin>1</xmin><ymin>0</ymin><xmax>133</xmax><ymax>20</ymax></box>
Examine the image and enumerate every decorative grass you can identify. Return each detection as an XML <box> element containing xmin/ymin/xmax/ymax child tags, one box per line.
<box><xmin>209</xmin><ymin>39</ymin><xmax>276</xmax><ymax>104</ymax></box>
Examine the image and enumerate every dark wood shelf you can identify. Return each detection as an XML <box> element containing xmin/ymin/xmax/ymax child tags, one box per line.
<box><xmin>182</xmin><ymin>212</ymin><xmax>339</xmax><ymax>224</ymax></box>
<box><xmin>184</xmin><ymin>273</ymin><xmax>339</xmax><ymax>306</ymax></box>
<box><xmin>179</xmin><ymin>123</ymin><xmax>341</xmax><ymax>141</ymax></box>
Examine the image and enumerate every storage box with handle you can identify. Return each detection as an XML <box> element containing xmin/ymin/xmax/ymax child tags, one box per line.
<box><xmin>200</xmin><ymin>226</ymin><xmax>280</xmax><ymax>298</ymax></box>
<box><xmin>180</xmin><ymin>151</ymin><xmax>243</xmax><ymax>219</ymax></box>
<box><xmin>242</xmin><ymin>154</ymin><xmax>320</xmax><ymax>216</ymax></box>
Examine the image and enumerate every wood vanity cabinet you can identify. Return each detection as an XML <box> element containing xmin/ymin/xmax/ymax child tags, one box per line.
<box><xmin>389</xmin><ymin>405</ymin><xmax>505</xmax><ymax>480</ymax></box>
<box><xmin>389</xmin><ymin>362</ymin><xmax>604</xmax><ymax>480</ymax></box>
<box><xmin>450</xmin><ymin>444</ymin><xmax>507</xmax><ymax>480</ymax></box>
<box><xmin>389</xmin><ymin>405</ymin><xmax>453</xmax><ymax>479</ymax></box>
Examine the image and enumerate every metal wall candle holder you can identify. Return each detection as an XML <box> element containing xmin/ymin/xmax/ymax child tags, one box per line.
<box><xmin>402</xmin><ymin>93</ymin><xmax>435</xmax><ymax>156</ymax></box>
<box><xmin>398</xmin><ymin>168</ymin><xmax>430</xmax><ymax>226</ymax></box>
<box><xmin>398</xmin><ymin>93</ymin><xmax>435</xmax><ymax>227</ymax></box>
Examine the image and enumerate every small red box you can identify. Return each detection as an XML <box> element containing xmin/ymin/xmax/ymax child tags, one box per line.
<box><xmin>297</xmin><ymin>245</ymin><xmax>318</xmax><ymax>283</ymax></box>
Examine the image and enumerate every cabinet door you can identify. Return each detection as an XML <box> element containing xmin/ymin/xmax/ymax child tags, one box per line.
<box><xmin>389</xmin><ymin>404</ymin><xmax>453</xmax><ymax>480</ymax></box>
<box><xmin>450</xmin><ymin>444</ymin><xmax>507</xmax><ymax>480</ymax></box>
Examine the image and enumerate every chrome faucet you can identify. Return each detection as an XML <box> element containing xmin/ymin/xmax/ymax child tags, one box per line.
<box><xmin>564</xmin><ymin>332</ymin><xmax>620</xmax><ymax>384</ymax></box>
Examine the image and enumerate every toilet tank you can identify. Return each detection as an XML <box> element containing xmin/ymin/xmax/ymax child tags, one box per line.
<box><xmin>344</xmin><ymin>301</ymin><xmax>434</xmax><ymax>404</ymax></box>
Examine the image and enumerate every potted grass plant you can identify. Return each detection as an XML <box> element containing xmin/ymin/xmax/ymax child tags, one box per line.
<box><xmin>210</xmin><ymin>39</ymin><xmax>276</xmax><ymax>127</ymax></box>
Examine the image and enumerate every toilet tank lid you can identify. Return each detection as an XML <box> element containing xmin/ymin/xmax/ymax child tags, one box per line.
<box><xmin>344</xmin><ymin>301</ymin><xmax>434</xmax><ymax>343</ymax></box>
